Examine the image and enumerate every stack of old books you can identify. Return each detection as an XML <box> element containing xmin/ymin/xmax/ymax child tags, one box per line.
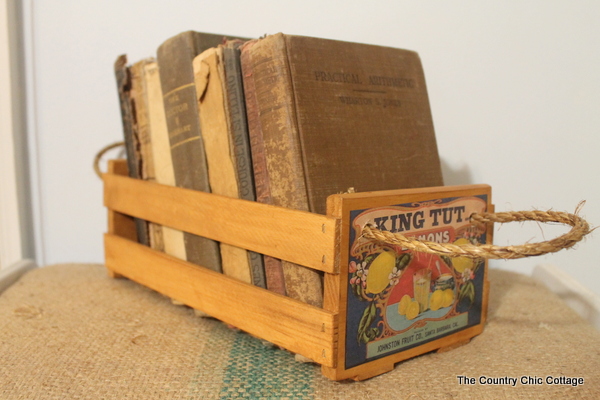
<box><xmin>114</xmin><ymin>31</ymin><xmax>444</xmax><ymax>308</ymax></box>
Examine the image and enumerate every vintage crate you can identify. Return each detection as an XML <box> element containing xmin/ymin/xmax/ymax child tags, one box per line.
<box><xmin>103</xmin><ymin>159</ymin><xmax>493</xmax><ymax>381</ymax></box>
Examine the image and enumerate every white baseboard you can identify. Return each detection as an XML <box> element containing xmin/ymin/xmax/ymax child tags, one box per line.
<box><xmin>532</xmin><ymin>264</ymin><xmax>600</xmax><ymax>330</ymax></box>
<box><xmin>0</xmin><ymin>259</ymin><xmax>36</xmax><ymax>294</ymax></box>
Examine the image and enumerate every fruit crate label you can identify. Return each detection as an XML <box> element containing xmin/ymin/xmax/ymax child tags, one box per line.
<box><xmin>344</xmin><ymin>194</ymin><xmax>489</xmax><ymax>369</ymax></box>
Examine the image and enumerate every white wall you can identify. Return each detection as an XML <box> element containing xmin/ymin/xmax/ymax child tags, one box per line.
<box><xmin>26</xmin><ymin>1</ymin><xmax>599</xmax><ymax>295</ymax></box>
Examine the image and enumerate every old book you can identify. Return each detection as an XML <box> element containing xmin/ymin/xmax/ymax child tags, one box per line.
<box><xmin>240</xmin><ymin>46</ymin><xmax>286</xmax><ymax>296</ymax></box>
<box><xmin>156</xmin><ymin>31</ymin><xmax>231</xmax><ymax>272</ymax></box>
<box><xmin>241</xmin><ymin>39</ymin><xmax>322</xmax><ymax>307</ymax></box>
<box><xmin>142</xmin><ymin>61</ymin><xmax>186</xmax><ymax>260</ymax></box>
<box><xmin>129</xmin><ymin>58</ymin><xmax>164</xmax><ymax>252</ymax></box>
<box><xmin>192</xmin><ymin>46</ymin><xmax>250</xmax><ymax>284</ymax></box>
<box><xmin>221</xmin><ymin>41</ymin><xmax>266</xmax><ymax>288</ymax></box>
<box><xmin>240</xmin><ymin>34</ymin><xmax>444</xmax><ymax>307</ymax></box>
<box><xmin>113</xmin><ymin>55</ymin><xmax>150</xmax><ymax>246</ymax></box>
<box><xmin>192</xmin><ymin>41</ymin><xmax>266</xmax><ymax>287</ymax></box>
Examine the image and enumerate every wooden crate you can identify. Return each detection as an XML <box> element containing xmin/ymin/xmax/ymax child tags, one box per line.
<box><xmin>103</xmin><ymin>159</ymin><xmax>493</xmax><ymax>381</ymax></box>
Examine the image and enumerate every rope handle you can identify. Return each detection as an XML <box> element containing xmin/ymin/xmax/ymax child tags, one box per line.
<box><xmin>362</xmin><ymin>203</ymin><xmax>593</xmax><ymax>260</ymax></box>
<box><xmin>94</xmin><ymin>143</ymin><xmax>592</xmax><ymax>259</ymax></box>
<box><xmin>93</xmin><ymin>141</ymin><xmax>125</xmax><ymax>178</ymax></box>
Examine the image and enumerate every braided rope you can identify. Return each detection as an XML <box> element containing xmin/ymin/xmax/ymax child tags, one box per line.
<box><xmin>362</xmin><ymin>204</ymin><xmax>592</xmax><ymax>260</ymax></box>
<box><xmin>94</xmin><ymin>144</ymin><xmax>591</xmax><ymax>259</ymax></box>
<box><xmin>93</xmin><ymin>141</ymin><xmax>125</xmax><ymax>178</ymax></box>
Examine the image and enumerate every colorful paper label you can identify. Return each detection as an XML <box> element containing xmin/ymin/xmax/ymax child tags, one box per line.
<box><xmin>345</xmin><ymin>194</ymin><xmax>488</xmax><ymax>369</ymax></box>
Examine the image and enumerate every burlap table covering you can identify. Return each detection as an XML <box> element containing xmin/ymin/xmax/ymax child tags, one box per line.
<box><xmin>1</xmin><ymin>264</ymin><xmax>598</xmax><ymax>399</ymax></box>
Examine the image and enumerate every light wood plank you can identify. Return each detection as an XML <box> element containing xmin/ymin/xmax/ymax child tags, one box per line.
<box><xmin>331</xmin><ymin>184</ymin><xmax>492</xmax><ymax>210</ymax></box>
<box><xmin>104</xmin><ymin>233</ymin><xmax>337</xmax><ymax>367</ymax></box>
<box><xmin>322</xmin><ymin>324</ymin><xmax>484</xmax><ymax>381</ymax></box>
<box><xmin>103</xmin><ymin>172</ymin><xmax>338</xmax><ymax>273</ymax></box>
<box><xmin>322</xmin><ymin>193</ymin><xmax>352</xmax><ymax>378</ymax></box>
<box><xmin>106</xmin><ymin>164</ymin><xmax>137</xmax><ymax>241</ymax></box>
<box><xmin>106</xmin><ymin>161</ymin><xmax>135</xmax><ymax>279</ymax></box>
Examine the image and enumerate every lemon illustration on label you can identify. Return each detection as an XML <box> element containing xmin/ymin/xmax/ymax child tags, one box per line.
<box><xmin>451</xmin><ymin>238</ymin><xmax>474</xmax><ymax>273</ymax></box>
<box><xmin>405</xmin><ymin>300</ymin><xmax>420</xmax><ymax>320</ymax></box>
<box><xmin>365</xmin><ymin>250</ymin><xmax>396</xmax><ymax>294</ymax></box>
<box><xmin>398</xmin><ymin>294</ymin><xmax>412</xmax><ymax>315</ymax></box>
<box><xmin>429</xmin><ymin>289</ymin><xmax>444</xmax><ymax>311</ymax></box>
<box><xmin>442</xmin><ymin>288</ymin><xmax>454</xmax><ymax>308</ymax></box>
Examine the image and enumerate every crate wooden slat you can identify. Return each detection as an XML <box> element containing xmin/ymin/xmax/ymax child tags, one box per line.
<box><xmin>105</xmin><ymin>161</ymin><xmax>137</xmax><ymax>244</ymax></box>
<box><xmin>104</xmin><ymin>172</ymin><xmax>339</xmax><ymax>273</ymax></box>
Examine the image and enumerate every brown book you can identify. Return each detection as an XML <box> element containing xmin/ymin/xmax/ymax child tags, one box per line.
<box><xmin>143</xmin><ymin>61</ymin><xmax>186</xmax><ymax>259</ymax></box>
<box><xmin>240</xmin><ymin>34</ymin><xmax>444</xmax><ymax>307</ymax></box>
<box><xmin>156</xmin><ymin>31</ymin><xmax>233</xmax><ymax>272</ymax></box>
<box><xmin>113</xmin><ymin>55</ymin><xmax>150</xmax><ymax>246</ymax></box>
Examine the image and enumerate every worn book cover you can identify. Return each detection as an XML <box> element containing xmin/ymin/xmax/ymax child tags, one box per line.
<box><xmin>156</xmin><ymin>31</ymin><xmax>232</xmax><ymax>272</ymax></box>
<box><xmin>193</xmin><ymin>44</ymin><xmax>265</xmax><ymax>287</ymax></box>
<box><xmin>129</xmin><ymin>58</ymin><xmax>164</xmax><ymax>252</ymax></box>
<box><xmin>113</xmin><ymin>55</ymin><xmax>150</xmax><ymax>246</ymax></box>
<box><xmin>240</xmin><ymin>46</ymin><xmax>286</xmax><ymax>296</ymax></box>
<box><xmin>143</xmin><ymin>61</ymin><xmax>186</xmax><ymax>260</ymax></box>
<box><xmin>240</xmin><ymin>34</ymin><xmax>444</xmax><ymax>307</ymax></box>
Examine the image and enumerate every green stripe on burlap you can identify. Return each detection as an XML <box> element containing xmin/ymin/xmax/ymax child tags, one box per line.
<box><xmin>219</xmin><ymin>330</ymin><xmax>315</xmax><ymax>399</ymax></box>
<box><xmin>186</xmin><ymin>320</ymin><xmax>235</xmax><ymax>399</ymax></box>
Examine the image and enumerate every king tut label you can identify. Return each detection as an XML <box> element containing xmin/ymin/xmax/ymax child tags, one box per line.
<box><xmin>345</xmin><ymin>194</ymin><xmax>488</xmax><ymax>369</ymax></box>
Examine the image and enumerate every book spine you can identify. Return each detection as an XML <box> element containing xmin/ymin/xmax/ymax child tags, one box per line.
<box><xmin>156</xmin><ymin>32</ymin><xmax>225</xmax><ymax>272</ymax></box>
<box><xmin>222</xmin><ymin>42</ymin><xmax>266</xmax><ymax>289</ymax></box>
<box><xmin>240</xmin><ymin>41</ymin><xmax>286</xmax><ymax>295</ymax></box>
<box><xmin>131</xmin><ymin>59</ymin><xmax>164</xmax><ymax>252</ymax></box>
<box><xmin>194</xmin><ymin>47</ymin><xmax>252</xmax><ymax>284</ymax></box>
<box><xmin>143</xmin><ymin>61</ymin><xmax>186</xmax><ymax>259</ymax></box>
<box><xmin>242</xmin><ymin>37</ymin><xmax>323</xmax><ymax>307</ymax></box>
<box><xmin>113</xmin><ymin>54</ymin><xmax>149</xmax><ymax>246</ymax></box>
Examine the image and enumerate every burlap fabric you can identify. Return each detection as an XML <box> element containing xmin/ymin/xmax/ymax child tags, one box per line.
<box><xmin>1</xmin><ymin>264</ymin><xmax>598</xmax><ymax>399</ymax></box>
